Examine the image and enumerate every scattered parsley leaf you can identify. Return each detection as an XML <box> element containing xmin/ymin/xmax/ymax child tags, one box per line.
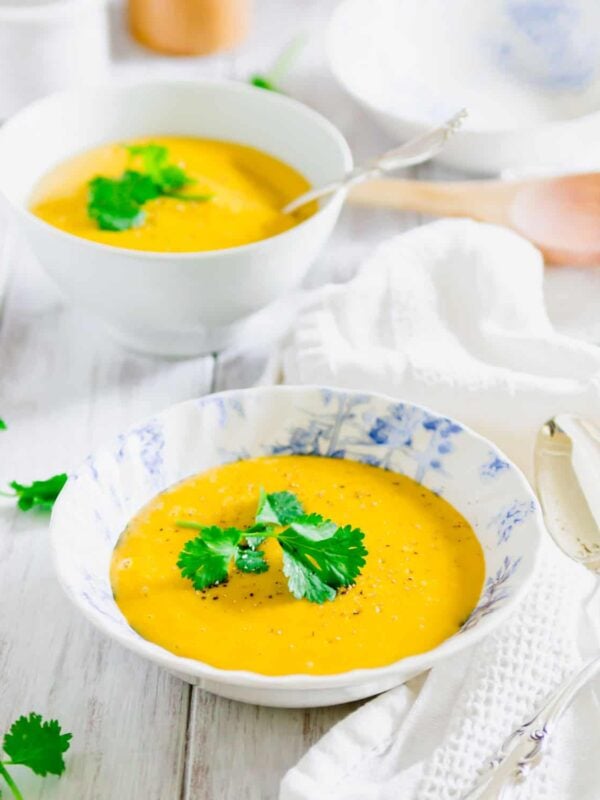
<box><xmin>250</xmin><ymin>35</ymin><xmax>307</xmax><ymax>93</ymax></box>
<box><xmin>3</xmin><ymin>713</ymin><xmax>72</xmax><ymax>777</ymax></box>
<box><xmin>255</xmin><ymin>488</ymin><xmax>305</xmax><ymax>527</ymax></box>
<box><xmin>2</xmin><ymin>473</ymin><xmax>67</xmax><ymax>512</ymax></box>
<box><xmin>250</xmin><ymin>75</ymin><xmax>279</xmax><ymax>91</ymax></box>
<box><xmin>0</xmin><ymin>419</ymin><xmax>6</xmax><ymax>430</ymax></box>
<box><xmin>0</xmin><ymin>712</ymin><xmax>72</xmax><ymax>799</ymax></box>
<box><xmin>235</xmin><ymin>547</ymin><xmax>269</xmax><ymax>574</ymax></box>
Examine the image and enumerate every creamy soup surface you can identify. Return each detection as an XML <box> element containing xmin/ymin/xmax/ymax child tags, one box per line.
<box><xmin>111</xmin><ymin>456</ymin><xmax>485</xmax><ymax>676</ymax></box>
<box><xmin>30</xmin><ymin>136</ymin><xmax>314</xmax><ymax>252</ymax></box>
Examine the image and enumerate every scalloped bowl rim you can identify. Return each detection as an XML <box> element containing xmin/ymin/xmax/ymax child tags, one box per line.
<box><xmin>50</xmin><ymin>385</ymin><xmax>543</xmax><ymax>691</ymax></box>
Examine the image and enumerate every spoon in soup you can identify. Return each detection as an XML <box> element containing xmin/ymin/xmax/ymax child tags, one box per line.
<box><xmin>282</xmin><ymin>109</ymin><xmax>467</xmax><ymax>214</ymax></box>
<box><xmin>285</xmin><ymin>117</ymin><xmax>600</xmax><ymax>266</ymax></box>
<box><xmin>462</xmin><ymin>414</ymin><xmax>600</xmax><ymax>799</ymax></box>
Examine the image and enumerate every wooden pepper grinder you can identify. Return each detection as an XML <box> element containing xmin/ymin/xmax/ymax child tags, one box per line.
<box><xmin>128</xmin><ymin>0</ymin><xmax>252</xmax><ymax>56</ymax></box>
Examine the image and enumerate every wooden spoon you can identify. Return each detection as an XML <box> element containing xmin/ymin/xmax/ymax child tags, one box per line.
<box><xmin>349</xmin><ymin>173</ymin><xmax>600</xmax><ymax>266</ymax></box>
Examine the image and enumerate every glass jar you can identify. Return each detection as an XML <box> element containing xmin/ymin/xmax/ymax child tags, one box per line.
<box><xmin>128</xmin><ymin>0</ymin><xmax>252</xmax><ymax>56</ymax></box>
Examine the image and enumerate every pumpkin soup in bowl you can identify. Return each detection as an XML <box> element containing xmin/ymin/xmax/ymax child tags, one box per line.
<box><xmin>30</xmin><ymin>136</ymin><xmax>315</xmax><ymax>252</ymax></box>
<box><xmin>50</xmin><ymin>386</ymin><xmax>542</xmax><ymax>706</ymax></box>
<box><xmin>111</xmin><ymin>455</ymin><xmax>484</xmax><ymax>676</ymax></box>
<box><xmin>0</xmin><ymin>81</ymin><xmax>351</xmax><ymax>355</ymax></box>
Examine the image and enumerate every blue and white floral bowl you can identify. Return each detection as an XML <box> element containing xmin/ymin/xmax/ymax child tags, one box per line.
<box><xmin>50</xmin><ymin>387</ymin><xmax>543</xmax><ymax>708</ymax></box>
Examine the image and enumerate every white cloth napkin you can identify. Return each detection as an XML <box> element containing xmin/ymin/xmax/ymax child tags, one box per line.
<box><xmin>279</xmin><ymin>219</ymin><xmax>600</xmax><ymax>800</ymax></box>
<box><xmin>282</xmin><ymin>219</ymin><xmax>600</xmax><ymax>477</ymax></box>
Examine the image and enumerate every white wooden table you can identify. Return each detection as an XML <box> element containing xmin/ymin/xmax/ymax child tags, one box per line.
<box><xmin>1</xmin><ymin>2</ymin><xmax>599</xmax><ymax>798</ymax></box>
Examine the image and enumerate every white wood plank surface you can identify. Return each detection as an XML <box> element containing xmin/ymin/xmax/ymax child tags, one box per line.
<box><xmin>0</xmin><ymin>246</ymin><xmax>214</xmax><ymax>799</ymax></box>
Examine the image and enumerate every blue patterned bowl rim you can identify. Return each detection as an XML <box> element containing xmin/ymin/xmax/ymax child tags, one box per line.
<box><xmin>50</xmin><ymin>385</ymin><xmax>544</xmax><ymax>690</ymax></box>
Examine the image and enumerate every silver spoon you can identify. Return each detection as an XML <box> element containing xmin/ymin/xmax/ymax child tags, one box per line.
<box><xmin>282</xmin><ymin>109</ymin><xmax>467</xmax><ymax>215</ymax></box>
<box><xmin>462</xmin><ymin>414</ymin><xmax>600</xmax><ymax>800</ymax></box>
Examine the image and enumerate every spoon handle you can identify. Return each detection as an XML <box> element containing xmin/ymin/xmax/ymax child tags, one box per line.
<box><xmin>282</xmin><ymin>109</ymin><xmax>467</xmax><ymax>215</ymax></box>
<box><xmin>347</xmin><ymin>176</ymin><xmax>520</xmax><ymax>222</ymax></box>
<box><xmin>462</xmin><ymin>653</ymin><xmax>600</xmax><ymax>800</ymax></box>
<box><xmin>372</xmin><ymin>109</ymin><xmax>467</xmax><ymax>173</ymax></box>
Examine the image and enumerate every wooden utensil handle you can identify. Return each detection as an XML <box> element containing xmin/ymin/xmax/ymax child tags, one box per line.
<box><xmin>348</xmin><ymin>178</ymin><xmax>512</xmax><ymax>223</ymax></box>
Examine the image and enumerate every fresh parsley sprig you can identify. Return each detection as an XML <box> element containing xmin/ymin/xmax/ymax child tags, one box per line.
<box><xmin>255</xmin><ymin>488</ymin><xmax>304</xmax><ymax>526</ymax></box>
<box><xmin>0</xmin><ymin>419</ymin><xmax>6</xmax><ymax>430</ymax></box>
<box><xmin>0</xmin><ymin>713</ymin><xmax>72</xmax><ymax>800</ymax></box>
<box><xmin>127</xmin><ymin>144</ymin><xmax>191</xmax><ymax>195</ymax></box>
<box><xmin>176</xmin><ymin>489</ymin><xmax>367</xmax><ymax>604</ymax></box>
<box><xmin>0</xmin><ymin>473</ymin><xmax>67</xmax><ymax>512</ymax></box>
<box><xmin>177</xmin><ymin>525</ymin><xmax>268</xmax><ymax>590</ymax></box>
<box><xmin>87</xmin><ymin>143</ymin><xmax>213</xmax><ymax>232</ymax></box>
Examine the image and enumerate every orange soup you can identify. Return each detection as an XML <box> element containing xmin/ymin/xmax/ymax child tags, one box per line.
<box><xmin>31</xmin><ymin>136</ymin><xmax>314</xmax><ymax>252</ymax></box>
<box><xmin>111</xmin><ymin>456</ymin><xmax>484</xmax><ymax>675</ymax></box>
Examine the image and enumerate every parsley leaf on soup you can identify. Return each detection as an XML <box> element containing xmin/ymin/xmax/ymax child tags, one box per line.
<box><xmin>0</xmin><ymin>712</ymin><xmax>72</xmax><ymax>799</ymax></box>
<box><xmin>1</xmin><ymin>473</ymin><xmax>67</xmax><ymax>512</ymax></box>
<box><xmin>88</xmin><ymin>173</ymin><xmax>152</xmax><ymax>231</ymax></box>
<box><xmin>176</xmin><ymin>525</ymin><xmax>272</xmax><ymax>588</ymax></box>
<box><xmin>0</xmin><ymin>419</ymin><xmax>6</xmax><ymax>430</ymax></box>
<box><xmin>279</xmin><ymin>518</ymin><xmax>367</xmax><ymax>593</ymax></box>
<box><xmin>127</xmin><ymin>144</ymin><xmax>192</xmax><ymax>195</ymax></box>
<box><xmin>176</xmin><ymin>526</ymin><xmax>243</xmax><ymax>590</ymax></box>
<box><xmin>255</xmin><ymin>488</ymin><xmax>305</xmax><ymax>526</ymax></box>
<box><xmin>88</xmin><ymin>143</ymin><xmax>212</xmax><ymax>231</ymax></box>
<box><xmin>250</xmin><ymin>488</ymin><xmax>305</xmax><ymax>547</ymax></box>
<box><xmin>128</xmin><ymin>143</ymin><xmax>170</xmax><ymax>179</ymax></box>
<box><xmin>235</xmin><ymin>546</ymin><xmax>269</xmax><ymax>574</ymax></box>
<box><xmin>281</xmin><ymin>551</ymin><xmax>337</xmax><ymax>604</ymax></box>
<box><xmin>155</xmin><ymin>164</ymin><xmax>191</xmax><ymax>194</ymax></box>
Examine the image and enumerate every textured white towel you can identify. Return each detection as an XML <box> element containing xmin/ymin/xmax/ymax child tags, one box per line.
<box><xmin>279</xmin><ymin>220</ymin><xmax>600</xmax><ymax>799</ymax></box>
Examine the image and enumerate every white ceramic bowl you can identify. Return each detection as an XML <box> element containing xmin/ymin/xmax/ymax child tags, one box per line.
<box><xmin>0</xmin><ymin>81</ymin><xmax>352</xmax><ymax>356</ymax></box>
<box><xmin>50</xmin><ymin>386</ymin><xmax>543</xmax><ymax>708</ymax></box>
<box><xmin>328</xmin><ymin>0</ymin><xmax>600</xmax><ymax>174</ymax></box>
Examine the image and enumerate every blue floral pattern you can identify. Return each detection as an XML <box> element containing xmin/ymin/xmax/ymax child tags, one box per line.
<box><xmin>268</xmin><ymin>395</ymin><xmax>463</xmax><ymax>486</ymax></box>
<box><xmin>198</xmin><ymin>394</ymin><xmax>245</xmax><ymax>427</ymax></box>
<box><xmin>491</xmin><ymin>499</ymin><xmax>536</xmax><ymax>544</ymax></box>
<box><xmin>480</xmin><ymin>452</ymin><xmax>511</xmax><ymax>480</ymax></box>
<box><xmin>462</xmin><ymin>556</ymin><xmax>522</xmax><ymax>632</ymax></box>
<box><xmin>269</xmin><ymin>393</ymin><xmax>368</xmax><ymax>459</ymax></box>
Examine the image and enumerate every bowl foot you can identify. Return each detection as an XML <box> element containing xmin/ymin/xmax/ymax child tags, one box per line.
<box><xmin>103</xmin><ymin>318</ymin><xmax>247</xmax><ymax>358</ymax></box>
<box><xmin>171</xmin><ymin>670</ymin><xmax>419</xmax><ymax>708</ymax></box>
